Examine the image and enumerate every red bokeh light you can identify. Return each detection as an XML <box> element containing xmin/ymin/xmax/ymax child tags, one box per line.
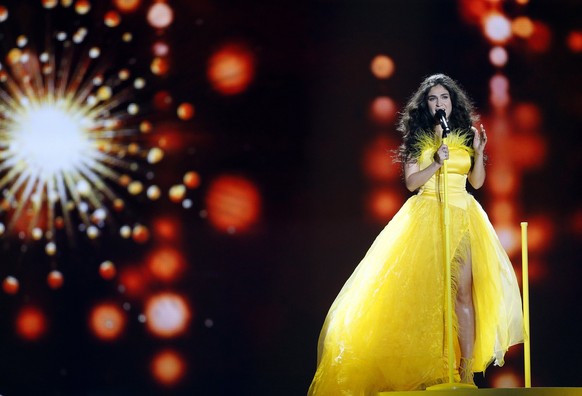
<box><xmin>369</xmin><ymin>96</ymin><xmax>397</xmax><ymax>125</ymax></box>
<box><xmin>89</xmin><ymin>303</ymin><xmax>126</xmax><ymax>341</ymax></box>
<box><xmin>119</xmin><ymin>265</ymin><xmax>150</xmax><ymax>298</ymax></box>
<box><xmin>47</xmin><ymin>270</ymin><xmax>64</xmax><ymax>289</ymax></box>
<box><xmin>153</xmin><ymin>217</ymin><xmax>180</xmax><ymax>241</ymax></box>
<box><xmin>16</xmin><ymin>306</ymin><xmax>47</xmax><ymax>341</ymax></box>
<box><xmin>362</xmin><ymin>135</ymin><xmax>400</xmax><ymax>181</ymax></box>
<box><xmin>512</xmin><ymin>103</ymin><xmax>542</xmax><ymax>131</ymax></box>
<box><xmin>153</xmin><ymin>91</ymin><xmax>173</xmax><ymax>111</ymax></box>
<box><xmin>145</xmin><ymin>292</ymin><xmax>192</xmax><ymax>338</ymax></box>
<box><xmin>104</xmin><ymin>10</ymin><xmax>121</xmax><ymax>28</ymax></box>
<box><xmin>509</xmin><ymin>135</ymin><xmax>546</xmax><ymax>169</ymax></box>
<box><xmin>207</xmin><ymin>43</ymin><xmax>255</xmax><ymax>95</ymax></box>
<box><xmin>133</xmin><ymin>224</ymin><xmax>150</xmax><ymax>244</ymax></box>
<box><xmin>205</xmin><ymin>175</ymin><xmax>261</xmax><ymax>233</ymax></box>
<box><xmin>151</xmin><ymin>57</ymin><xmax>170</xmax><ymax>76</ymax></box>
<box><xmin>527</xmin><ymin>21</ymin><xmax>552</xmax><ymax>53</ymax></box>
<box><xmin>147</xmin><ymin>247</ymin><xmax>185</xmax><ymax>282</ymax></box>
<box><xmin>458</xmin><ymin>0</ymin><xmax>489</xmax><ymax>26</ymax></box>
<box><xmin>567</xmin><ymin>30</ymin><xmax>582</xmax><ymax>53</ymax></box>
<box><xmin>99</xmin><ymin>261</ymin><xmax>117</xmax><ymax>280</ymax></box>
<box><xmin>3</xmin><ymin>276</ymin><xmax>19</xmax><ymax>294</ymax></box>
<box><xmin>151</xmin><ymin>349</ymin><xmax>186</xmax><ymax>386</ymax></box>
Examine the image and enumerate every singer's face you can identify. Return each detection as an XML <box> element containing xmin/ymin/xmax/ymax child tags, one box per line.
<box><xmin>427</xmin><ymin>85</ymin><xmax>452</xmax><ymax>118</ymax></box>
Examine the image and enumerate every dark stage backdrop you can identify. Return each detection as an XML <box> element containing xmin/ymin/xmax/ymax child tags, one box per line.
<box><xmin>0</xmin><ymin>0</ymin><xmax>580</xmax><ymax>395</ymax></box>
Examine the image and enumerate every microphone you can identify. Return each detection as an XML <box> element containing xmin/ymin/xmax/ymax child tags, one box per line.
<box><xmin>434</xmin><ymin>109</ymin><xmax>450</xmax><ymax>138</ymax></box>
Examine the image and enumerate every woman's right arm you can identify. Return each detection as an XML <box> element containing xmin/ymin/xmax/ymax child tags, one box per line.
<box><xmin>403</xmin><ymin>144</ymin><xmax>447</xmax><ymax>192</ymax></box>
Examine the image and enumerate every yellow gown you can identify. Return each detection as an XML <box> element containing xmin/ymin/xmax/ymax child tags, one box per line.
<box><xmin>308</xmin><ymin>131</ymin><xmax>524</xmax><ymax>395</ymax></box>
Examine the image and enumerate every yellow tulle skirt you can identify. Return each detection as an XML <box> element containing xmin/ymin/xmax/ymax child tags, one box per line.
<box><xmin>308</xmin><ymin>193</ymin><xmax>524</xmax><ymax>395</ymax></box>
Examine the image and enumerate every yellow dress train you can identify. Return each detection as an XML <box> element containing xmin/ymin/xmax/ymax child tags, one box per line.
<box><xmin>308</xmin><ymin>132</ymin><xmax>524</xmax><ymax>395</ymax></box>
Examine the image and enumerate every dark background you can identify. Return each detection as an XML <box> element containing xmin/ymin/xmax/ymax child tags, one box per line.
<box><xmin>0</xmin><ymin>0</ymin><xmax>581</xmax><ymax>395</ymax></box>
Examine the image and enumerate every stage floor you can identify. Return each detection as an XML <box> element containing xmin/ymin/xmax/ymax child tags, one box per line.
<box><xmin>378</xmin><ymin>388</ymin><xmax>582</xmax><ymax>395</ymax></box>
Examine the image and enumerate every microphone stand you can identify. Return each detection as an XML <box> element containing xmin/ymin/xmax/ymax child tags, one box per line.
<box><xmin>427</xmin><ymin>124</ymin><xmax>477</xmax><ymax>391</ymax></box>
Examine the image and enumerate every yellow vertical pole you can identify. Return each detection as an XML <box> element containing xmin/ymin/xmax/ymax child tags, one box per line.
<box><xmin>442</xmin><ymin>155</ymin><xmax>454</xmax><ymax>384</ymax></box>
<box><xmin>521</xmin><ymin>222</ymin><xmax>531</xmax><ymax>388</ymax></box>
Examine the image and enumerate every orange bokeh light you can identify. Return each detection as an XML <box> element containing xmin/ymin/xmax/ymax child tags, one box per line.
<box><xmin>368</xmin><ymin>188</ymin><xmax>402</xmax><ymax>221</ymax></box>
<box><xmin>512</xmin><ymin>16</ymin><xmax>534</xmax><ymax>39</ymax></box>
<box><xmin>75</xmin><ymin>0</ymin><xmax>91</xmax><ymax>15</ymax></box>
<box><xmin>370</xmin><ymin>96</ymin><xmax>397</xmax><ymax>125</ymax></box>
<box><xmin>16</xmin><ymin>306</ymin><xmax>47</xmax><ymax>341</ymax></box>
<box><xmin>207</xmin><ymin>44</ymin><xmax>255</xmax><ymax>95</ymax></box>
<box><xmin>490</xmin><ymin>200</ymin><xmax>515</xmax><ymax>224</ymax></box>
<box><xmin>177</xmin><ymin>103</ymin><xmax>195</xmax><ymax>120</ymax></box>
<box><xmin>488</xmin><ymin>165</ymin><xmax>518</xmax><ymax>196</ymax></box>
<box><xmin>42</xmin><ymin>0</ymin><xmax>58</xmax><ymax>8</ymax></box>
<box><xmin>47</xmin><ymin>270</ymin><xmax>64</xmax><ymax>289</ymax></box>
<box><xmin>114</xmin><ymin>0</ymin><xmax>141</xmax><ymax>13</ymax></box>
<box><xmin>147</xmin><ymin>247</ymin><xmax>185</xmax><ymax>282</ymax></box>
<box><xmin>151</xmin><ymin>57</ymin><xmax>170</xmax><ymax>76</ymax></box>
<box><xmin>527</xmin><ymin>215</ymin><xmax>554</xmax><ymax>252</ymax></box>
<box><xmin>363</xmin><ymin>135</ymin><xmax>400</xmax><ymax>181</ymax></box>
<box><xmin>3</xmin><ymin>276</ymin><xmax>19</xmax><ymax>294</ymax></box>
<box><xmin>370</xmin><ymin>55</ymin><xmax>395</xmax><ymax>79</ymax></box>
<box><xmin>183</xmin><ymin>171</ymin><xmax>201</xmax><ymax>189</ymax></box>
<box><xmin>145</xmin><ymin>292</ymin><xmax>192</xmax><ymax>338</ymax></box>
<box><xmin>151</xmin><ymin>349</ymin><xmax>186</xmax><ymax>386</ymax></box>
<box><xmin>89</xmin><ymin>303</ymin><xmax>126</xmax><ymax>341</ymax></box>
<box><xmin>205</xmin><ymin>175</ymin><xmax>261</xmax><ymax>233</ymax></box>
<box><xmin>491</xmin><ymin>370</ymin><xmax>522</xmax><ymax>388</ymax></box>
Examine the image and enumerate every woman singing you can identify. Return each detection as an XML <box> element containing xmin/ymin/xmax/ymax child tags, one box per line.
<box><xmin>308</xmin><ymin>74</ymin><xmax>524</xmax><ymax>395</ymax></box>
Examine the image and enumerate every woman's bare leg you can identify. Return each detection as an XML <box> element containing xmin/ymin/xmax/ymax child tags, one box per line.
<box><xmin>456</xmin><ymin>254</ymin><xmax>475</xmax><ymax>383</ymax></box>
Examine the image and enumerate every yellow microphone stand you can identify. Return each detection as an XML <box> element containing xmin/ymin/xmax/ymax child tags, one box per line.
<box><xmin>427</xmin><ymin>133</ymin><xmax>477</xmax><ymax>391</ymax></box>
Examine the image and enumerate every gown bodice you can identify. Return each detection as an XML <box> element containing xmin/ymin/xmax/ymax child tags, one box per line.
<box><xmin>417</xmin><ymin>134</ymin><xmax>474</xmax><ymax>209</ymax></box>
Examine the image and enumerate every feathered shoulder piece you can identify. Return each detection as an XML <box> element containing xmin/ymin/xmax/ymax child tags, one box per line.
<box><xmin>412</xmin><ymin>129</ymin><xmax>474</xmax><ymax>164</ymax></box>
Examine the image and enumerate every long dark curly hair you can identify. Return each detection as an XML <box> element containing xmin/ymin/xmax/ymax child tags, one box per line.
<box><xmin>396</xmin><ymin>74</ymin><xmax>479</xmax><ymax>164</ymax></box>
